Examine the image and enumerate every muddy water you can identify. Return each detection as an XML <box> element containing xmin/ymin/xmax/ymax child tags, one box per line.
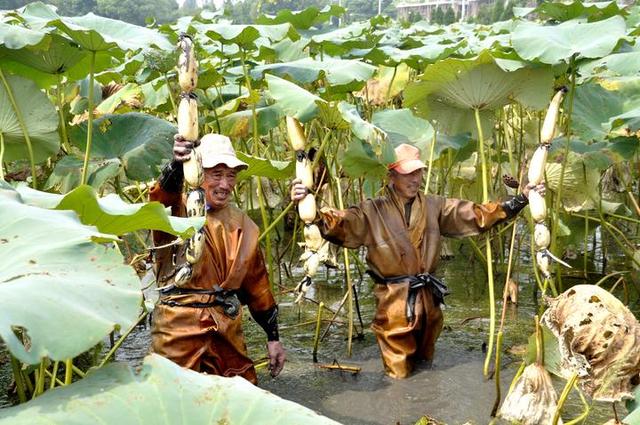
<box><xmin>0</xmin><ymin>242</ymin><xmax>625</xmax><ymax>423</ymax></box>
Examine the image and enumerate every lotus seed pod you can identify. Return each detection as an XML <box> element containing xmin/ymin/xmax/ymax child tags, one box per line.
<box><xmin>177</xmin><ymin>34</ymin><xmax>198</xmax><ymax>92</ymax></box>
<box><xmin>529</xmin><ymin>188</ymin><xmax>546</xmax><ymax>222</ymax></box>
<box><xmin>186</xmin><ymin>188</ymin><xmax>206</xmax><ymax>217</ymax></box>
<box><xmin>174</xmin><ymin>263</ymin><xmax>193</xmax><ymax>287</ymax></box>
<box><xmin>298</xmin><ymin>193</ymin><xmax>316</xmax><ymax>223</ymax></box>
<box><xmin>186</xmin><ymin>230</ymin><xmax>205</xmax><ymax>264</ymax></box>
<box><xmin>183</xmin><ymin>147</ymin><xmax>204</xmax><ymax>188</ymax></box>
<box><xmin>534</xmin><ymin>223</ymin><xmax>551</xmax><ymax>250</ymax></box>
<box><xmin>178</xmin><ymin>94</ymin><xmax>199</xmax><ymax>141</ymax></box>
<box><xmin>303</xmin><ymin>224</ymin><xmax>323</xmax><ymax>252</ymax></box>
<box><xmin>536</xmin><ymin>251</ymin><xmax>551</xmax><ymax>279</ymax></box>
<box><xmin>286</xmin><ymin>116</ymin><xmax>306</xmax><ymax>151</ymax></box>
<box><xmin>541</xmin><ymin>88</ymin><xmax>567</xmax><ymax>144</ymax></box>
<box><xmin>528</xmin><ymin>145</ymin><xmax>548</xmax><ymax>186</ymax></box>
<box><xmin>296</xmin><ymin>157</ymin><xmax>314</xmax><ymax>189</ymax></box>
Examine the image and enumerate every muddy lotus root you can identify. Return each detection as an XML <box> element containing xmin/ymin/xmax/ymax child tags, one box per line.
<box><xmin>541</xmin><ymin>285</ymin><xmax>640</xmax><ymax>402</ymax></box>
<box><xmin>498</xmin><ymin>363</ymin><xmax>562</xmax><ymax>425</ymax></box>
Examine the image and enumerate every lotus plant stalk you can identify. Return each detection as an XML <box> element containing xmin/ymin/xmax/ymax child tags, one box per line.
<box><xmin>313</xmin><ymin>302</ymin><xmax>324</xmax><ymax>362</ymax></box>
<box><xmin>474</xmin><ymin>107</ymin><xmax>496</xmax><ymax>378</ymax></box>
<box><xmin>0</xmin><ymin>132</ymin><xmax>5</xmax><ymax>181</ymax></box>
<box><xmin>80</xmin><ymin>51</ymin><xmax>96</xmax><ymax>186</ymax></box>
<box><xmin>0</xmin><ymin>68</ymin><xmax>37</xmax><ymax>188</ymax></box>
<box><xmin>55</xmin><ymin>74</ymin><xmax>71</xmax><ymax>153</ymax></box>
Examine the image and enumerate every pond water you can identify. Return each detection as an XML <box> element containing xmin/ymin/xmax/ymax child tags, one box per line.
<box><xmin>0</xmin><ymin>234</ymin><xmax>633</xmax><ymax>424</ymax></box>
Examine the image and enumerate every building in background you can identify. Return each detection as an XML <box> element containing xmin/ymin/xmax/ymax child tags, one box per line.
<box><xmin>396</xmin><ymin>0</ymin><xmax>488</xmax><ymax>21</ymax></box>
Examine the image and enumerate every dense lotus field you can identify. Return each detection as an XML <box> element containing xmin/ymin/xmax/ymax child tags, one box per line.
<box><xmin>1</xmin><ymin>0</ymin><xmax>640</xmax><ymax>423</ymax></box>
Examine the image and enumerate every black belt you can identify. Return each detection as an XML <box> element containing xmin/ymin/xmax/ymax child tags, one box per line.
<box><xmin>158</xmin><ymin>285</ymin><xmax>241</xmax><ymax>318</ymax></box>
<box><xmin>368</xmin><ymin>271</ymin><xmax>450</xmax><ymax>323</ymax></box>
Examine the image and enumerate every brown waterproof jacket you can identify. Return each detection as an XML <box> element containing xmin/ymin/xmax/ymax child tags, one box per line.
<box><xmin>150</xmin><ymin>183</ymin><xmax>275</xmax><ymax>383</ymax></box>
<box><xmin>318</xmin><ymin>186</ymin><xmax>509</xmax><ymax>377</ymax></box>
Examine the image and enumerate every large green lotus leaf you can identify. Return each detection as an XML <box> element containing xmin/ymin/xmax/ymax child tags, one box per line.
<box><xmin>371</xmin><ymin>109</ymin><xmax>434</xmax><ymax>156</ymax></box>
<box><xmin>69</xmin><ymin>113</ymin><xmax>175</xmax><ymax>181</ymax></box>
<box><xmin>46</xmin><ymin>156</ymin><xmax>122</xmax><ymax>193</ymax></box>
<box><xmin>95</xmin><ymin>83</ymin><xmax>141</xmax><ymax>115</ymax></box>
<box><xmin>579</xmin><ymin>45</ymin><xmax>640</xmax><ymax>80</ymax></box>
<box><xmin>0</xmin><ymin>22</ymin><xmax>49</xmax><ymax>49</ymax></box>
<box><xmin>608</xmin><ymin>107</ymin><xmax>640</xmax><ymax>133</ymax></box>
<box><xmin>255</xmin><ymin>4</ymin><xmax>345</xmax><ymax>29</ymax></box>
<box><xmin>0</xmin><ymin>354</ymin><xmax>341</xmax><ymax>425</ymax></box>
<box><xmin>216</xmin><ymin>105</ymin><xmax>283</xmax><ymax>138</ymax></box>
<box><xmin>309</xmin><ymin>22</ymin><xmax>376</xmax><ymax>56</ymax></box>
<box><xmin>15</xmin><ymin>184</ymin><xmax>203</xmax><ymax>238</ymax></box>
<box><xmin>534</xmin><ymin>0</ymin><xmax>624</xmax><ymax>22</ymax></box>
<box><xmin>338</xmin><ymin>101</ymin><xmax>384</xmax><ymax>141</ymax></box>
<box><xmin>511</xmin><ymin>16</ymin><xmax>626</xmax><ymax>65</ymax></box>
<box><xmin>252</xmin><ymin>57</ymin><xmax>375</xmax><ymax>92</ymax></box>
<box><xmin>0</xmin><ymin>33</ymin><xmax>86</xmax><ymax>77</ymax></box>
<box><xmin>193</xmin><ymin>22</ymin><xmax>297</xmax><ymax>48</ymax></box>
<box><xmin>358</xmin><ymin>42</ymin><xmax>461</xmax><ymax>69</ymax></box>
<box><xmin>140</xmin><ymin>77</ymin><xmax>170</xmax><ymax>110</ymax></box>
<box><xmin>571</xmin><ymin>83</ymin><xmax>623</xmax><ymax>142</ymax></box>
<box><xmin>265</xmin><ymin>73</ymin><xmax>325</xmax><ymax>123</ymax></box>
<box><xmin>0</xmin><ymin>183</ymin><xmax>141</xmax><ymax>364</ymax></box>
<box><xmin>14</xmin><ymin>2</ymin><xmax>60</xmax><ymax>31</ymax></box>
<box><xmin>341</xmin><ymin>138</ymin><xmax>388</xmax><ymax>180</ymax></box>
<box><xmin>0</xmin><ymin>73</ymin><xmax>59</xmax><ymax>163</ymax></box>
<box><xmin>269</xmin><ymin>37</ymin><xmax>310</xmax><ymax>62</ymax></box>
<box><xmin>236</xmin><ymin>152</ymin><xmax>293</xmax><ymax>181</ymax></box>
<box><xmin>404</xmin><ymin>51</ymin><xmax>553</xmax><ymax>134</ymax></box>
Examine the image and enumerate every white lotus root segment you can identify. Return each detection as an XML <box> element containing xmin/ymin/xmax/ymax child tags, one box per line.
<box><xmin>540</xmin><ymin>88</ymin><xmax>566</xmax><ymax>144</ymax></box>
<box><xmin>528</xmin><ymin>188</ymin><xmax>546</xmax><ymax>223</ymax></box>
<box><xmin>541</xmin><ymin>285</ymin><xmax>640</xmax><ymax>402</ymax></box>
<box><xmin>178</xmin><ymin>94</ymin><xmax>199</xmax><ymax>142</ymax></box>
<box><xmin>186</xmin><ymin>188</ymin><xmax>206</xmax><ymax>217</ymax></box>
<box><xmin>183</xmin><ymin>146</ymin><xmax>204</xmax><ymax>188</ymax></box>
<box><xmin>534</xmin><ymin>223</ymin><xmax>551</xmax><ymax>250</ymax></box>
<box><xmin>498</xmin><ymin>363</ymin><xmax>562</xmax><ymax>425</ymax></box>
<box><xmin>536</xmin><ymin>251</ymin><xmax>551</xmax><ymax>279</ymax></box>
<box><xmin>296</xmin><ymin>157</ymin><xmax>314</xmax><ymax>189</ymax></box>
<box><xmin>186</xmin><ymin>229</ymin><xmax>205</xmax><ymax>264</ymax></box>
<box><xmin>528</xmin><ymin>145</ymin><xmax>548</xmax><ymax>186</ymax></box>
<box><xmin>298</xmin><ymin>193</ymin><xmax>317</xmax><ymax>224</ymax></box>
<box><xmin>178</xmin><ymin>34</ymin><xmax>198</xmax><ymax>92</ymax></box>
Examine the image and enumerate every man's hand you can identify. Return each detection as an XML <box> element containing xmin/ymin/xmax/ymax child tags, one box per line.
<box><xmin>266</xmin><ymin>341</ymin><xmax>285</xmax><ymax>377</ymax></box>
<box><xmin>173</xmin><ymin>134</ymin><xmax>195</xmax><ymax>163</ymax></box>
<box><xmin>290</xmin><ymin>178</ymin><xmax>308</xmax><ymax>202</ymax></box>
<box><xmin>522</xmin><ymin>182</ymin><xmax>546</xmax><ymax>199</ymax></box>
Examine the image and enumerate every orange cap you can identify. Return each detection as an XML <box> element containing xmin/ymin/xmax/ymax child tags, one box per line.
<box><xmin>388</xmin><ymin>143</ymin><xmax>426</xmax><ymax>174</ymax></box>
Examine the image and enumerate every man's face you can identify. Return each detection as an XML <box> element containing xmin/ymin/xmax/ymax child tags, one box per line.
<box><xmin>202</xmin><ymin>164</ymin><xmax>238</xmax><ymax>211</ymax></box>
<box><xmin>389</xmin><ymin>168</ymin><xmax>424</xmax><ymax>200</ymax></box>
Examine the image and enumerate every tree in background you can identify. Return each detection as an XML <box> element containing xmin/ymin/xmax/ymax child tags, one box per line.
<box><xmin>443</xmin><ymin>6</ymin><xmax>455</xmax><ymax>24</ymax></box>
<box><xmin>96</xmin><ymin>0</ymin><xmax>178</xmax><ymax>25</ymax></box>
<box><xmin>432</xmin><ymin>5</ymin><xmax>444</xmax><ymax>24</ymax></box>
<box><xmin>343</xmin><ymin>0</ymin><xmax>395</xmax><ymax>22</ymax></box>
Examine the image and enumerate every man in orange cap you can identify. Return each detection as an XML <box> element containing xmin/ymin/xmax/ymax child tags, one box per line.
<box><xmin>292</xmin><ymin>143</ymin><xmax>541</xmax><ymax>378</ymax></box>
<box><xmin>150</xmin><ymin>134</ymin><xmax>285</xmax><ymax>384</ymax></box>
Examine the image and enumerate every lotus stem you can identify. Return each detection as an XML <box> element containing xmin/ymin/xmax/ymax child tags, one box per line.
<box><xmin>258</xmin><ymin>202</ymin><xmax>294</xmax><ymax>242</ymax></box>
<box><xmin>335</xmin><ymin>173</ymin><xmax>354</xmax><ymax>356</ymax></box>
<box><xmin>507</xmin><ymin>361</ymin><xmax>526</xmax><ymax>396</ymax></box>
<box><xmin>0</xmin><ymin>131</ymin><xmax>5</xmax><ymax>181</ymax></box>
<box><xmin>475</xmin><ymin>108</ymin><xmax>496</xmax><ymax>378</ymax></box>
<box><xmin>490</xmin><ymin>330</ymin><xmax>503</xmax><ymax>417</ymax></box>
<box><xmin>564</xmin><ymin>384</ymin><xmax>591</xmax><ymax>425</ymax></box>
<box><xmin>320</xmin><ymin>290</ymin><xmax>350</xmax><ymax>341</ymax></box>
<box><xmin>64</xmin><ymin>358</ymin><xmax>73</xmax><ymax>385</ymax></box>
<box><xmin>32</xmin><ymin>360</ymin><xmax>46</xmax><ymax>399</ymax></box>
<box><xmin>385</xmin><ymin>65</ymin><xmax>398</xmax><ymax>104</ymax></box>
<box><xmin>71</xmin><ymin>364</ymin><xmax>85</xmax><ymax>378</ymax></box>
<box><xmin>552</xmin><ymin>372</ymin><xmax>578</xmax><ymax>425</ymax></box>
<box><xmin>44</xmin><ymin>367</ymin><xmax>65</xmax><ymax>388</ymax></box>
<box><xmin>164</xmin><ymin>73</ymin><xmax>178</xmax><ymax>118</ymax></box>
<box><xmin>98</xmin><ymin>310</ymin><xmax>149</xmax><ymax>368</ymax></box>
<box><xmin>424</xmin><ymin>130</ymin><xmax>437</xmax><ymax>195</ymax></box>
<box><xmin>0</xmin><ymin>68</ymin><xmax>37</xmax><ymax>188</ymax></box>
<box><xmin>49</xmin><ymin>361</ymin><xmax>59</xmax><ymax>390</ymax></box>
<box><xmin>80</xmin><ymin>51</ymin><xmax>97</xmax><ymax>186</ymax></box>
<box><xmin>56</xmin><ymin>74</ymin><xmax>71</xmax><ymax>153</ymax></box>
<box><xmin>313</xmin><ymin>302</ymin><xmax>324</xmax><ymax>363</ymax></box>
<box><xmin>9</xmin><ymin>355</ymin><xmax>27</xmax><ymax>403</ymax></box>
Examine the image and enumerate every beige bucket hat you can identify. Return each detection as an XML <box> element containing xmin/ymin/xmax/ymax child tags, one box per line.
<box><xmin>199</xmin><ymin>134</ymin><xmax>248</xmax><ymax>170</ymax></box>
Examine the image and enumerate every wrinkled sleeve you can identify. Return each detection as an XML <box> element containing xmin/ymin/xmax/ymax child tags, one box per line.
<box><xmin>438</xmin><ymin>197</ymin><xmax>509</xmax><ymax>238</ymax></box>
<box><xmin>317</xmin><ymin>205</ymin><xmax>371</xmax><ymax>249</ymax></box>
<box><xmin>149</xmin><ymin>182</ymin><xmax>184</xmax><ymax>246</ymax></box>
<box><xmin>239</xmin><ymin>247</ymin><xmax>276</xmax><ymax>314</ymax></box>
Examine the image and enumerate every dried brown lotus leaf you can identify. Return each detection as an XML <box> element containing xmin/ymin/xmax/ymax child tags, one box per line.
<box><xmin>541</xmin><ymin>285</ymin><xmax>640</xmax><ymax>402</ymax></box>
<box><xmin>498</xmin><ymin>363</ymin><xmax>562</xmax><ymax>425</ymax></box>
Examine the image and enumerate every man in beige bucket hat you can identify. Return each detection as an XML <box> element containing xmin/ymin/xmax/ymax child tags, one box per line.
<box><xmin>292</xmin><ymin>143</ymin><xmax>542</xmax><ymax>378</ymax></box>
<box><xmin>150</xmin><ymin>133</ymin><xmax>285</xmax><ymax>384</ymax></box>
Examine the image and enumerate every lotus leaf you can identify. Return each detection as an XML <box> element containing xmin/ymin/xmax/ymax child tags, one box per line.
<box><xmin>338</xmin><ymin>101</ymin><xmax>385</xmax><ymax>142</ymax></box>
<box><xmin>511</xmin><ymin>16</ymin><xmax>626</xmax><ymax>65</ymax></box>
<box><xmin>251</xmin><ymin>57</ymin><xmax>376</xmax><ymax>92</ymax></box>
<box><xmin>534</xmin><ymin>0</ymin><xmax>625</xmax><ymax>22</ymax></box>
<box><xmin>193</xmin><ymin>22</ymin><xmax>297</xmax><ymax>49</ymax></box>
<box><xmin>371</xmin><ymin>109</ymin><xmax>434</xmax><ymax>157</ymax></box>
<box><xmin>265</xmin><ymin>73</ymin><xmax>325</xmax><ymax>122</ymax></box>
<box><xmin>0</xmin><ymin>183</ymin><xmax>141</xmax><ymax>364</ymax></box>
<box><xmin>309</xmin><ymin>22</ymin><xmax>376</xmax><ymax>56</ymax></box>
<box><xmin>0</xmin><ymin>21</ymin><xmax>48</xmax><ymax>49</ymax></box>
<box><xmin>579</xmin><ymin>45</ymin><xmax>640</xmax><ymax>80</ymax></box>
<box><xmin>256</xmin><ymin>4</ymin><xmax>345</xmax><ymax>30</ymax></box>
<box><xmin>46</xmin><ymin>156</ymin><xmax>122</xmax><ymax>193</ymax></box>
<box><xmin>0</xmin><ymin>354</ymin><xmax>341</xmax><ymax>425</ymax></box>
<box><xmin>341</xmin><ymin>138</ymin><xmax>388</xmax><ymax>180</ymax></box>
<box><xmin>0</xmin><ymin>73</ymin><xmax>59</xmax><ymax>163</ymax></box>
<box><xmin>217</xmin><ymin>105</ymin><xmax>283</xmax><ymax>138</ymax></box>
<box><xmin>541</xmin><ymin>285</ymin><xmax>640</xmax><ymax>402</ymax></box>
<box><xmin>571</xmin><ymin>83</ymin><xmax>623</xmax><ymax>142</ymax></box>
<box><xmin>236</xmin><ymin>152</ymin><xmax>293</xmax><ymax>181</ymax></box>
<box><xmin>14</xmin><ymin>184</ymin><xmax>203</xmax><ymax>238</ymax></box>
<box><xmin>498</xmin><ymin>364</ymin><xmax>561</xmax><ymax>425</ymax></box>
<box><xmin>69</xmin><ymin>112</ymin><xmax>175</xmax><ymax>181</ymax></box>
